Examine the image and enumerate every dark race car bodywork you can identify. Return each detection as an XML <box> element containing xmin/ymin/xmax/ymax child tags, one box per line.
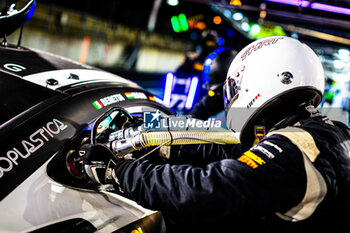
<box><xmin>0</xmin><ymin>44</ymin><xmax>171</xmax><ymax>232</ymax></box>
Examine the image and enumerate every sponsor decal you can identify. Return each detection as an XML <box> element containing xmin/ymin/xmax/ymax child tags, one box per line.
<box><xmin>125</xmin><ymin>92</ymin><xmax>147</xmax><ymax>100</ymax></box>
<box><xmin>251</xmin><ymin>145</ymin><xmax>276</xmax><ymax>159</ymax></box>
<box><xmin>0</xmin><ymin>119</ymin><xmax>68</xmax><ymax>178</ymax></box>
<box><xmin>238</xmin><ymin>154</ymin><xmax>258</xmax><ymax>169</ymax></box>
<box><xmin>3</xmin><ymin>63</ymin><xmax>27</xmax><ymax>72</ymax></box>
<box><xmin>263</xmin><ymin>140</ymin><xmax>283</xmax><ymax>153</ymax></box>
<box><xmin>92</xmin><ymin>93</ymin><xmax>125</xmax><ymax>110</ymax></box>
<box><xmin>237</xmin><ymin>151</ymin><xmax>266</xmax><ymax>169</ymax></box>
<box><xmin>247</xmin><ymin>93</ymin><xmax>261</xmax><ymax>108</ymax></box>
<box><xmin>241</xmin><ymin>37</ymin><xmax>284</xmax><ymax>61</ymax></box>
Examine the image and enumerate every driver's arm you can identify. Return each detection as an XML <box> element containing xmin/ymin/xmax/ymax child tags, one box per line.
<box><xmin>171</xmin><ymin>143</ymin><xmax>243</xmax><ymax>166</ymax></box>
<box><xmin>114</xmin><ymin>135</ymin><xmax>307</xmax><ymax>223</ymax></box>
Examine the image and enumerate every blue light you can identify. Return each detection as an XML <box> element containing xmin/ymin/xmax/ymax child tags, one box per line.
<box><xmin>185</xmin><ymin>76</ymin><xmax>199</xmax><ymax>110</ymax></box>
<box><xmin>224</xmin><ymin>9</ymin><xmax>232</xmax><ymax>18</ymax></box>
<box><xmin>163</xmin><ymin>73</ymin><xmax>174</xmax><ymax>106</ymax></box>
<box><xmin>217</xmin><ymin>37</ymin><xmax>225</xmax><ymax>47</ymax></box>
<box><xmin>227</xmin><ymin>29</ymin><xmax>235</xmax><ymax>37</ymax></box>
<box><xmin>207</xmin><ymin>53</ymin><xmax>217</xmax><ymax>61</ymax></box>
<box><xmin>203</xmin><ymin>63</ymin><xmax>211</xmax><ymax>75</ymax></box>
<box><xmin>214</xmin><ymin>47</ymin><xmax>226</xmax><ymax>54</ymax></box>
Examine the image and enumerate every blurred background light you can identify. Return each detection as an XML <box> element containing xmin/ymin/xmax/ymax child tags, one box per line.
<box><xmin>213</xmin><ymin>16</ymin><xmax>222</xmax><ymax>24</ymax></box>
<box><xmin>185</xmin><ymin>76</ymin><xmax>199</xmax><ymax>110</ymax></box>
<box><xmin>338</xmin><ymin>49</ymin><xmax>350</xmax><ymax>62</ymax></box>
<box><xmin>224</xmin><ymin>9</ymin><xmax>232</xmax><ymax>18</ymax></box>
<box><xmin>241</xmin><ymin>22</ymin><xmax>250</xmax><ymax>32</ymax></box>
<box><xmin>310</xmin><ymin>2</ymin><xmax>350</xmax><ymax>15</ymax></box>
<box><xmin>167</xmin><ymin>0</ymin><xmax>179</xmax><ymax>6</ymax></box>
<box><xmin>217</xmin><ymin>37</ymin><xmax>225</xmax><ymax>46</ymax></box>
<box><xmin>250</xmin><ymin>24</ymin><xmax>261</xmax><ymax>35</ymax></box>
<box><xmin>171</xmin><ymin>16</ymin><xmax>181</xmax><ymax>32</ymax></box>
<box><xmin>333</xmin><ymin>60</ymin><xmax>345</xmax><ymax>69</ymax></box>
<box><xmin>265</xmin><ymin>0</ymin><xmax>310</xmax><ymax>7</ymax></box>
<box><xmin>232</xmin><ymin>12</ymin><xmax>243</xmax><ymax>21</ymax></box>
<box><xmin>164</xmin><ymin>72</ymin><xmax>174</xmax><ymax>106</ymax></box>
<box><xmin>178</xmin><ymin>13</ymin><xmax>189</xmax><ymax>31</ymax></box>
<box><xmin>230</xmin><ymin>0</ymin><xmax>242</xmax><ymax>7</ymax></box>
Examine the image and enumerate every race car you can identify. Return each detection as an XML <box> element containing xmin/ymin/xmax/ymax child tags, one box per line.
<box><xmin>0</xmin><ymin>1</ymin><xmax>171</xmax><ymax>232</ymax></box>
<box><xmin>0</xmin><ymin>1</ymin><xmax>240</xmax><ymax>232</ymax></box>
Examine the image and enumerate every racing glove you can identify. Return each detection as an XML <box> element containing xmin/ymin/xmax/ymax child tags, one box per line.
<box><xmin>78</xmin><ymin>143</ymin><xmax>119</xmax><ymax>184</ymax></box>
<box><xmin>78</xmin><ymin>144</ymin><xmax>133</xmax><ymax>193</ymax></box>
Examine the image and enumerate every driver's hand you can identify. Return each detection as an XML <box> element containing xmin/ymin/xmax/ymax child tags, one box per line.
<box><xmin>79</xmin><ymin>143</ymin><xmax>119</xmax><ymax>185</ymax></box>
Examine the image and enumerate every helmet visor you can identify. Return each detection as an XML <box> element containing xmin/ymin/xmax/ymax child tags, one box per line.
<box><xmin>223</xmin><ymin>75</ymin><xmax>240</xmax><ymax>109</ymax></box>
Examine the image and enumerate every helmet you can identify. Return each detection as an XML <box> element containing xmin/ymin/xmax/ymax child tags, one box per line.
<box><xmin>224</xmin><ymin>36</ymin><xmax>325</xmax><ymax>146</ymax></box>
<box><xmin>202</xmin><ymin>47</ymin><xmax>237</xmax><ymax>90</ymax></box>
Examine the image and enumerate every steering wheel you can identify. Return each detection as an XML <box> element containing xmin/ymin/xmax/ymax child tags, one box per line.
<box><xmin>90</xmin><ymin>107</ymin><xmax>135</xmax><ymax>144</ymax></box>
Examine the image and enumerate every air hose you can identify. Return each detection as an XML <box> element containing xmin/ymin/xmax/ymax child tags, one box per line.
<box><xmin>110</xmin><ymin>131</ymin><xmax>239</xmax><ymax>156</ymax></box>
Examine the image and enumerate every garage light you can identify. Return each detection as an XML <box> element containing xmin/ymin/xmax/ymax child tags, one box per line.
<box><xmin>167</xmin><ymin>0</ymin><xmax>179</xmax><ymax>6</ymax></box>
<box><xmin>171</xmin><ymin>16</ymin><xmax>181</xmax><ymax>32</ymax></box>
<box><xmin>164</xmin><ymin>73</ymin><xmax>174</xmax><ymax>106</ymax></box>
<box><xmin>311</xmin><ymin>2</ymin><xmax>350</xmax><ymax>15</ymax></box>
<box><xmin>266</xmin><ymin>0</ymin><xmax>310</xmax><ymax>7</ymax></box>
<box><xmin>241</xmin><ymin>22</ymin><xmax>250</xmax><ymax>32</ymax></box>
<box><xmin>232</xmin><ymin>12</ymin><xmax>243</xmax><ymax>21</ymax></box>
<box><xmin>266</xmin><ymin>0</ymin><xmax>350</xmax><ymax>16</ymax></box>
<box><xmin>178</xmin><ymin>13</ymin><xmax>189</xmax><ymax>31</ymax></box>
<box><xmin>251</xmin><ymin>24</ymin><xmax>261</xmax><ymax>35</ymax></box>
<box><xmin>185</xmin><ymin>76</ymin><xmax>199</xmax><ymax>110</ymax></box>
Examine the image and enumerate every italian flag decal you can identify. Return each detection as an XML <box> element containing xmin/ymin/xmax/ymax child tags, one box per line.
<box><xmin>92</xmin><ymin>100</ymin><xmax>104</xmax><ymax>110</ymax></box>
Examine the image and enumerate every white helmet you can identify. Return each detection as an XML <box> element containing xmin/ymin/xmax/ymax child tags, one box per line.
<box><xmin>224</xmin><ymin>36</ymin><xmax>325</xmax><ymax>146</ymax></box>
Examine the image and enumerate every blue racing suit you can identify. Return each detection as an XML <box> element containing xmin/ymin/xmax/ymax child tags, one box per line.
<box><xmin>113</xmin><ymin>107</ymin><xmax>350</xmax><ymax>232</ymax></box>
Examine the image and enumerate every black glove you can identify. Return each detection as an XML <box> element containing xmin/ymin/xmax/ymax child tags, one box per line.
<box><xmin>78</xmin><ymin>143</ymin><xmax>119</xmax><ymax>185</ymax></box>
<box><xmin>78</xmin><ymin>143</ymin><xmax>134</xmax><ymax>195</ymax></box>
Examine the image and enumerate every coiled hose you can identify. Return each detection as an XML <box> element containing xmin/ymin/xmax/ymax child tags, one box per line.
<box><xmin>139</xmin><ymin>131</ymin><xmax>239</xmax><ymax>146</ymax></box>
<box><xmin>111</xmin><ymin>131</ymin><xmax>239</xmax><ymax>156</ymax></box>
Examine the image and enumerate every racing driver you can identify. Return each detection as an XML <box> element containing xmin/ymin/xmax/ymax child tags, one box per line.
<box><xmin>78</xmin><ymin>36</ymin><xmax>350</xmax><ymax>232</ymax></box>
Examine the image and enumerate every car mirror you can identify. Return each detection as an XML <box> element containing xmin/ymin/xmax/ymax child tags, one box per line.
<box><xmin>0</xmin><ymin>0</ymin><xmax>36</xmax><ymax>38</ymax></box>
